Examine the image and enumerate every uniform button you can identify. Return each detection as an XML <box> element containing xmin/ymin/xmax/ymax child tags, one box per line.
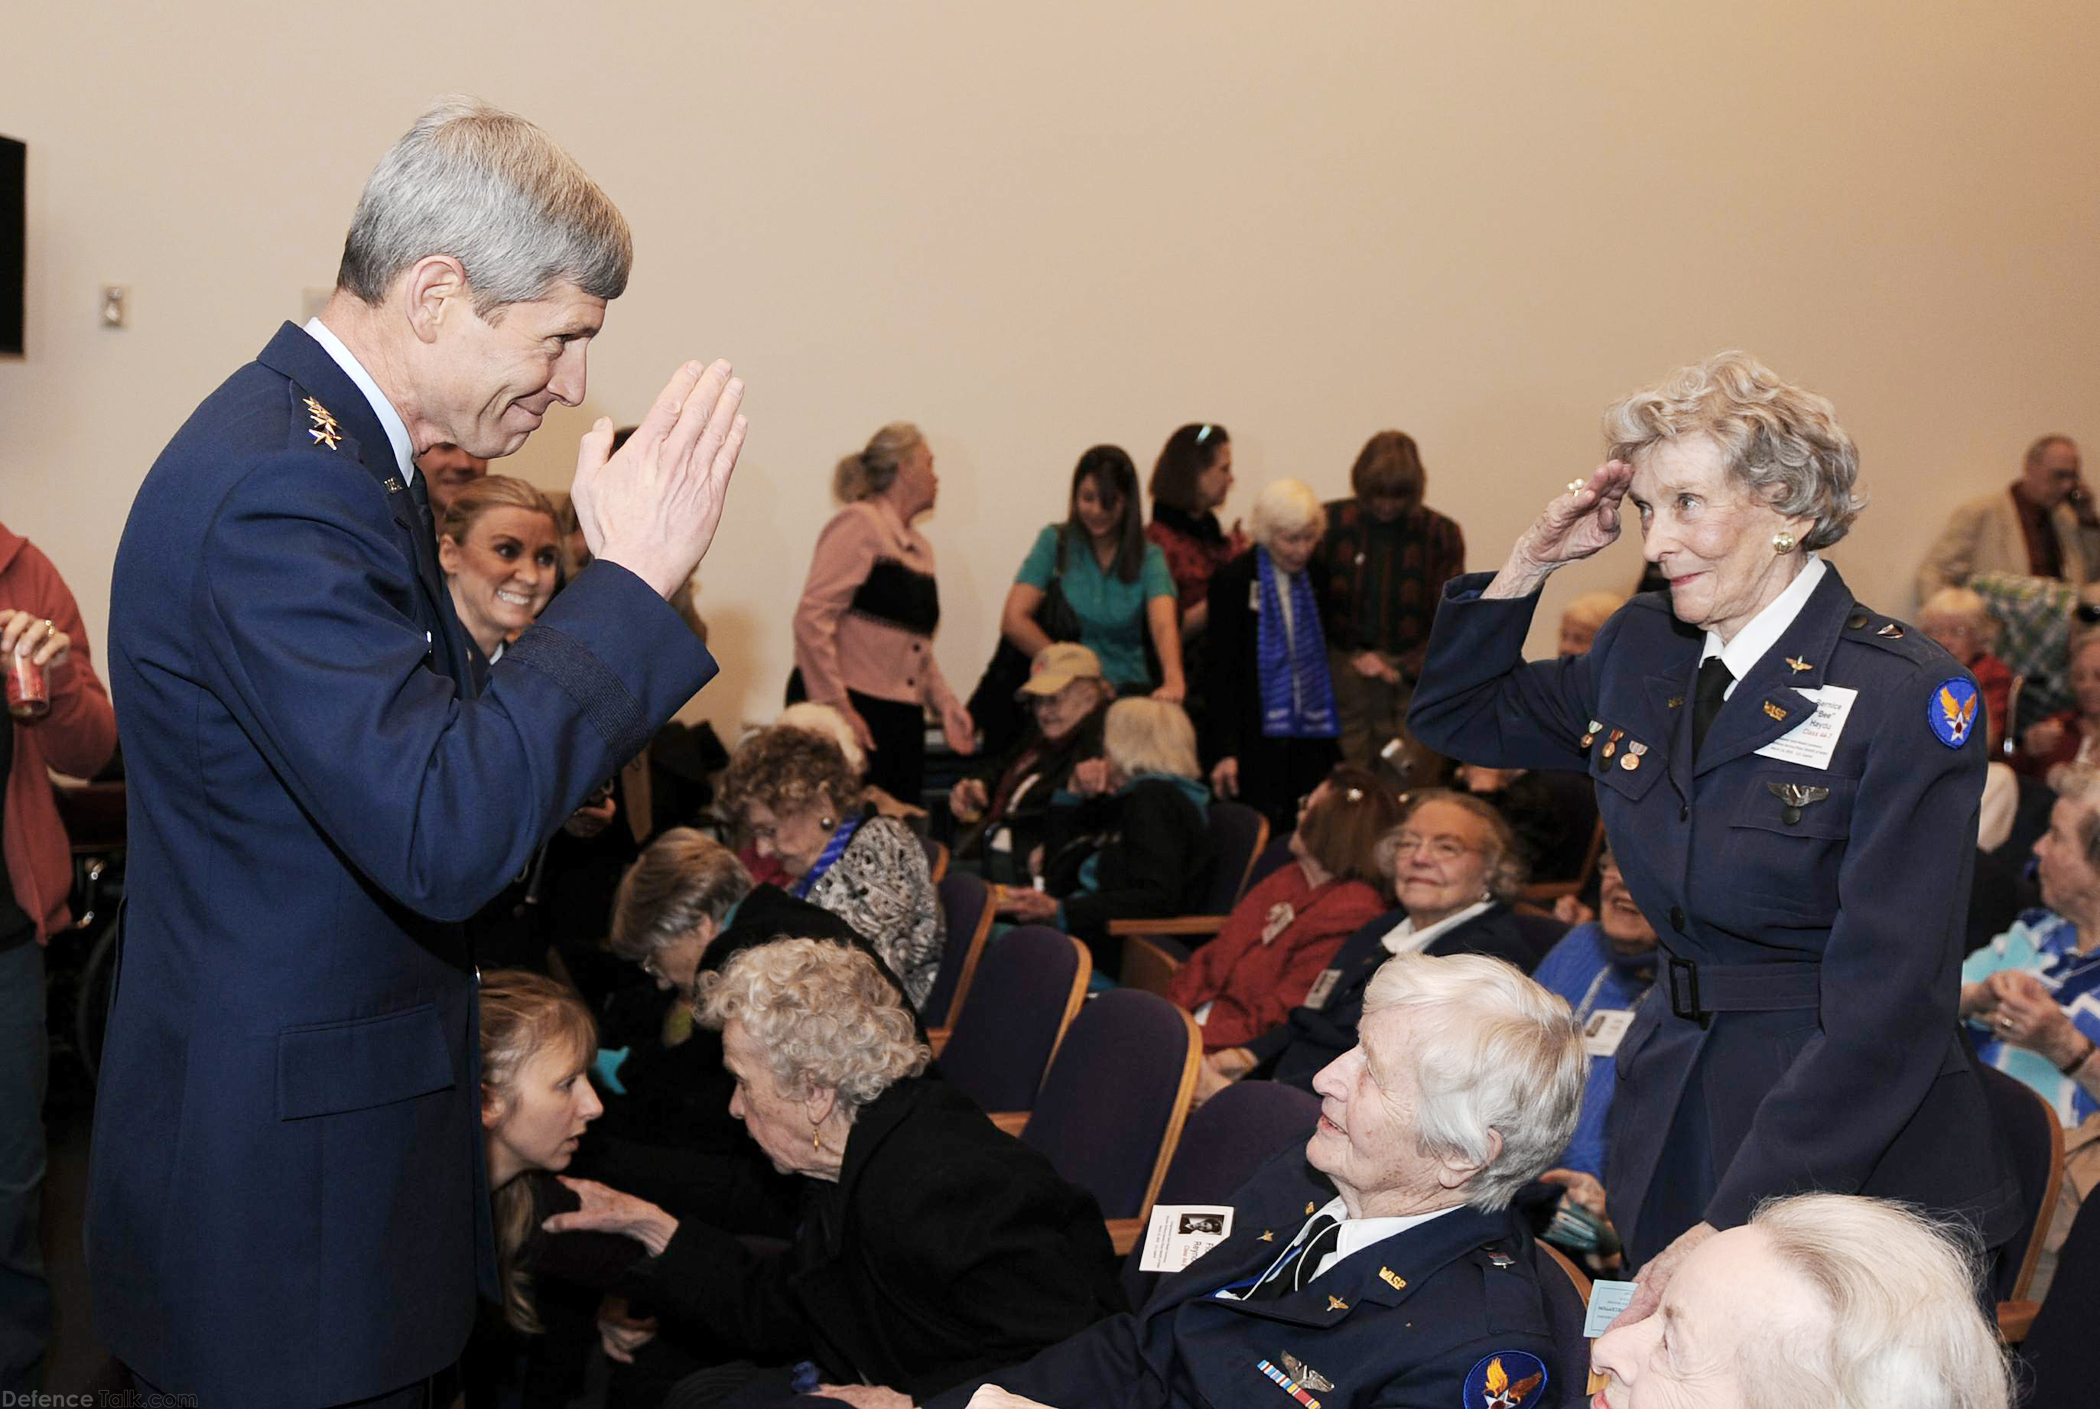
<box><xmin>1669</xmin><ymin>905</ymin><xmax>1686</xmax><ymax>931</ymax></box>
<box><xmin>1679</xmin><ymin>804</ymin><xmax>1689</xmax><ymax>822</ymax></box>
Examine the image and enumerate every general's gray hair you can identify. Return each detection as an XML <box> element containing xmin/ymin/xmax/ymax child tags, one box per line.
<box><xmin>1742</xmin><ymin>1194</ymin><xmax>2011</xmax><ymax>1409</ymax></box>
<box><xmin>1250</xmin><ymin>479</ymin><xmax>1326</xmax><ymax>549</ymax></box>
<box><xmin>1604</xmin><ymin>350</ymin><xmax>1864</xmax><ymax>551</ymax></box>
<box><xmin>698</xmin><ymin>937</ymin><xmax>929</xmax><ymax>1108</ymax></box>
<box><xmin>337</xmin><ymin>96</ymin><xmax>632</xmax><ymax>315</ymax></box>
<box><xmin>1360</xmin><ymin>952</ymin><xmax>1585</xmax><ymax>1210</ymax></box>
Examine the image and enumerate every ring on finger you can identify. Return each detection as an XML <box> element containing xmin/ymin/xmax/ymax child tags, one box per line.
<box><xmin>1566</xmin><ymin>479</ymin><xmax>1586</xmax><ymax>493</ymax></box>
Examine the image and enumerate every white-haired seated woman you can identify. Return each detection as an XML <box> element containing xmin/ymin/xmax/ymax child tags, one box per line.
<box><xmin>1589</xmin><ymin>1193</ymin><xmax>2012</xmax><ymax>1409</ymax></box>
<box><xmin>1201</xmin><ymin>479</ymin><xmax>1342</xmax><ymax>833</ymax></box>
<box><xmin>997</xmin><ymin>697</ymin><xmax>1216</xmax><ymax>972</ymax></box>
<box><xmin>545</xmin><ymin>939</ymin><xmax>1126</xmax><ymax>1408</ymax></box>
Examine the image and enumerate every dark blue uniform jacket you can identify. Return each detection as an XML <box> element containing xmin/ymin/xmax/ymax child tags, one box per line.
<box><xmin>930</xmin><ymin>1145</ymin><xmax>1586</xmax><ymax>1409</ymax></box>
<box><xmin>1408</xmin><ymin>568</ymin><xmax>2021</xmax><ymax>1269</ymax></box>
<box><xmin>87</xmin><ymin>324</ymin><xmax>714</xmax><ymax>1405</ymax></box>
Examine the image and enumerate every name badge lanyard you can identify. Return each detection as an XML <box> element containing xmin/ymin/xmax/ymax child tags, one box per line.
<box><xmin>790</xmin><ymin>817</ymin><xmax>863</xmax><ymax>900</ymax></box>
<box><xmin>1211</xmin><ymin>1223</ymin><xmax>1316</xmax><ymax>1300</ymax></box>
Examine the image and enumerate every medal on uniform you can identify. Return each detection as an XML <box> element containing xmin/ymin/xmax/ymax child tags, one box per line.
<box><xmin>1621</xmin><ymin>741</ymin><xmax>1647</xmax><ymax>772</ymax></box>
<box><xmin>1580</xmin><ymin>719</ymin><xmax>1601</xmax><ymax>748</ymax></box>
<box><xmin>1602</xmin><ymin>728</ymin><xmax>1623</xmax><ymax>759</ymax></box>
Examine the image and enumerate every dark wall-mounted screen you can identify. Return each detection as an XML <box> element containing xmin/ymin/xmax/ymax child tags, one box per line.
<box><xmin>0</xmin><ymin>137</ymin><xmax>22</xmax><ymax>355</ymax></box>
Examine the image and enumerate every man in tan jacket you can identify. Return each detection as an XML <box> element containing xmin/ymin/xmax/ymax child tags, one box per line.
<box><xmin>1917</xmin><ymin>434</ymin><xmax>2100</xmax><ymax>601</ymax></box>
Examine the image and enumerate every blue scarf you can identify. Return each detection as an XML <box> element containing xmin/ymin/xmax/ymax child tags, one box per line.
<box><xmin>1255</xmin><ymin>547</ymin><xmax>1339</xmax><ymax>739</ymax></box>
<box><xmin>790</xmin><ymin>816</ymin><xmax>862</xmax><ymax>899</ymax></box>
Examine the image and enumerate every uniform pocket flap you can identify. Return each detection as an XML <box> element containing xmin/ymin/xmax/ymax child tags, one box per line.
<box><xmin>277</xmin><ymin>1002</ymin><xmax>454</xmax><ymax>1120</ymax></box>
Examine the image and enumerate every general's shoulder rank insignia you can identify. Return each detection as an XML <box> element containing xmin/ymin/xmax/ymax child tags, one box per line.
<box><xmin>1929</xmin><ymin>677</ymin><xmax>1980</xmax><ymax>749</ymax></box>
<box><xmin>304</xmin><ymin>395</ymin><xmax>341</xmax><ymax>451</ymax></box>
<box><xmin>1465</xmin><ymin>1351</ymin><xmax>1547</xmax><ymax>1409</ymax></box>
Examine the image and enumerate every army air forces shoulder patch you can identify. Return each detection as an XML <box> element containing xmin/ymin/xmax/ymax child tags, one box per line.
<box><xmin>1464</xmin><ymin>1351</ymin><xmax>1547</xmax><ymax>1409</ymax></box>
<box><xmin>1927</xmin><ymin>677</ymin><xmax>1980</xmax><ymax>749</ymax></box>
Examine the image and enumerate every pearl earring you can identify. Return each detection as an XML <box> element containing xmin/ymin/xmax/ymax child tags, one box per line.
<box><xmin>1772</xmin><ymin>532</ymin><xmax>1797</xmax><ymax>554</ymax></box>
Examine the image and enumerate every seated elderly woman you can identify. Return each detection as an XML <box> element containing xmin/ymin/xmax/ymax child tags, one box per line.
<box><xmin>1203</xmin><ymin>479</ymin><xmax>1343</xmax><ymax>833</ymax></box>
<box><xmin>930</xmin><ymin>951</ymin><xmax>1591</xmax><ymax>1409</ymax></box>
<box><xmin>721</xmin><ymin>725</ymin><xmax>944</xmax><ymax>1008</ymax></box>
<box><xmin>948</xmin><ymin>644</ymin><xmax>1116</xmax><ymax>884</ymax></box>
<box><xmin>997</xmin><ymin>697</ymin><xmax>1216</xmax><ymax>971</ymax></box>
<box><xmin>1164</xmin><ymin>766</ymin><xmax>1401</xmax><ymax>1052</ymax></box>
<box><xmin>1589</xmin><ymin>1193</ymin><xmax>2011</xmax><ymax>1409</ymax></box>
<box><xmin>584</xmin><ymin>828</ymin><xmax>916</xmax><ymax>1234</ymax></box>
<box><xmin>1920</xmin><ymin>585</ymin><xmax>2015</xmax><ymax>756</ymax></box>
<box><xmin>2014</xmin><ymin>631</ymin><xmax>2100</xmax><ymax>783</ymax></box>
<box><xmin>1961</xmin><ymin>764</ymin><xmax>2100</xmax><ymax>1297</ymax></box>
<box><xmin>1199</xmin><ymin>789</ymin><xmax>1552</xmax><ymax>1098</ymax></box>
<box><xmin>547</xmin><ymin>939</ymin><xmax>1127</xmax><ymax>1406</ymax></box>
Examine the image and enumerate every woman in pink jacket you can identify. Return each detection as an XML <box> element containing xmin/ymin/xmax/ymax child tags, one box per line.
<box><xmin>1165</xmin><ymin>766</ymin><xmax>1400</xmax><ymax>1053</ymax></box>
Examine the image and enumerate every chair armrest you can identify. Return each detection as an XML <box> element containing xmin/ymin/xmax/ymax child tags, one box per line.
<box><xmin>1998</xmin><ymin>1299</ymin><xmax>2039</xmax><ymax>1344</ymax></box>
<box><xmin>986</xmin><ymin>1110</ymin><xmax>1031</xmax><ymax>1136</ymax></box>
<box><xmin>1108</xmin><ymin>916</ymin><xmax>1229</xmax><ymax>939</ymax></box>
<box><xmin>927</xmin><ymin>1026</ymin><xmax>951</xmax><ymax>1057</ymax></box>
<box><xmin>1106</xmin><ymin>1216</ymin><xmax>1148</xmax><ymax>1256</ymax></box>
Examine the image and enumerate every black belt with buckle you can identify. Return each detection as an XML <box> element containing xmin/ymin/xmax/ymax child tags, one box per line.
<box><xmin>1664</xmin><ymin>950</ymin><xmax>1821</xmax><ymax>1028</ymax></box>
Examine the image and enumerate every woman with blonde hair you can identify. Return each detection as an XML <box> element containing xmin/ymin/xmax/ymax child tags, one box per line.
<box><xmin>1202</xmin><ymin>479</ymin><xmax>1341</xmax><ymax>831</ymax></box>
<box><xmin>544</xmin><ymin>939</ymin><xmax>1125</xmax><ymax>1405</ymax></box>
<box><xmin>998</xmin><ymin>697</ymin><xmax>1216</xmax><ymax>970</ymax></box>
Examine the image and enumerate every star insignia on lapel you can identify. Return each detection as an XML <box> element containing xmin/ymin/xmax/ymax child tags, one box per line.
<box><xmin>1785</xmin><ymin>655</ymin><xmax>1812</xmax><ymax>673</ymax></box>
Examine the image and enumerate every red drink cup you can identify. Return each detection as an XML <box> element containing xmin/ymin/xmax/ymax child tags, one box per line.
<box><xmin>6</xmin><ymin>652</ymin><xmax>48</xmax><ymax>721</ymax></box>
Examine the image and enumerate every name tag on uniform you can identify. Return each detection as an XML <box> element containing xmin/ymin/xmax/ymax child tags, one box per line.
<box><xmin>1754</xmin><ymin>684</ymin><xmax>1857</xmax><ymax>770</ymax></box>
<box><xmin>1140</xmin><ymin>1204</ymin><xmax>1235</xmax><ymax>1271</ymax></box>
<box><xmin>1582</xmin><ymin>1009</ymin><xmax>1635</xmax><ymax>1058</ymax></box>
<box><xmin>1303</xmin><ymin>967</ymin><xmax>1343</xmax><ymax>1011</ymax></box>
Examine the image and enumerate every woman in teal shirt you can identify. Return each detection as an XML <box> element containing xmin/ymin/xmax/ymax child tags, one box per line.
<box><xmin>1000</xmin><ymin>445</ymin><xmax>1186</xmax><ymax>700</ymax></box>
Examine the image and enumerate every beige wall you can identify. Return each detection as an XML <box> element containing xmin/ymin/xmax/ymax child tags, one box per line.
<box><xmin>6</xmin><ymin>2</ymin><xmax>2100</xmax><ymax>738</ymax></box>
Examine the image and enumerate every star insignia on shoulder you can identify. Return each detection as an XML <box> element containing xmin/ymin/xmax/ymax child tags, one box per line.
<box><xmin>1785</xmin><ymin>655</ymin><xmax>1813</xmax><ymax>673</ymax></box>
<box><xmin>309</xmin><ymin>424</ymin><xmax>342</xmax><ymax>450</ymax></box>
<box><xmin>304</xmin><ymin>395</ymin><xmax>342</xmax><ymax>451</ymax></box>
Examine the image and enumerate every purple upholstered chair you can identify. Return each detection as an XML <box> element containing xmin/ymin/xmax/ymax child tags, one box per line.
<box><xmin>923</xmin><ymin>870</ymin><xmax>995</xmax><ymax>1028</ymax></box>
<box><xmin>933</xmin><ymin>925</ymin><xmax>1089</xmax><ymax>1116</ymax></box>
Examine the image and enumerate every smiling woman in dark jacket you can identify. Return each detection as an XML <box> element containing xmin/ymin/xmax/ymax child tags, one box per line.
<box><xmin>546</xmin><ymin>939</ymin><xmax>1125</xmax><ymax>1406</ymax></box>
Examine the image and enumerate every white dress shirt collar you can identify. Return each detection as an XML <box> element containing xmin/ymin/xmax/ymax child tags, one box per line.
<box><xmin>1698</xmin><ymin>552</ymin><xmax>1827</xmax><ymax>698</ymax></box>
<box><xmin>1305</xmin><ymin>1195</ymin><xmax>1459</xmax><ymax>1281</ymax></box>
<box><xmin>1380</xmin><ymin>898</ymin><xmax>1494</xmax><ymax>957</ymax></box>
<box><xmin>304</xmin><ymin>317</ymin><xmax>415</xmax><ymax>483</ymax></box>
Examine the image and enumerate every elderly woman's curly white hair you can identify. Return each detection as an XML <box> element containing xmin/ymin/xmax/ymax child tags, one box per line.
<box><xmin>698</xmin><ymin>937</ymin><xmax>928</xmax><ymax>1108</ymax></box>
<box><xmin>1604</xmin><ymin>350</ymin><xmax>1865</xmax><ymax>551</ymax></box>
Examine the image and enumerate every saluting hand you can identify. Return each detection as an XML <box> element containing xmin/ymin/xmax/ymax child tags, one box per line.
<box><xmin>1486</xmin><ymin>460</ymin><xmax>1634</xmax><ymax>601</ymax></box>
<box><xmin>571</xmin><ymin>359</ymin><xmax>748</xmax><ymax>599</ymax></box>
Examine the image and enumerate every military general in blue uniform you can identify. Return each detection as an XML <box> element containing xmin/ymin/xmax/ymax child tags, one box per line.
<box><xmin>1409</xmin><ymin>351</ymin><xmax>2022</xmax><ymax>1322</ymax></box>
<box><xmin>89</xmin><ymin>99</ymin><xmax>749</xmax><ymax>1407</ymax></box>
<box><xmin>931</xmin><ymin>952</ymin><xmax>1591</xmax><ymax>1409</ymax></box>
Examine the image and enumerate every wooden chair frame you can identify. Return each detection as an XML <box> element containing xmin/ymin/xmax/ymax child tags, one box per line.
<box><xmin>1106</xmin><ymin>814</ymin><xmax>1271</xmax><ymax>945</ymax></box>
<box><xmin>928</xmin><ymin>876</ymin><xmax>997</xmax><ymax>1028</ymax></box>
<box><xmin>960</xmin><ymin>930</ymin><xmax>1090</xmax><ymax>1110</ymax></box>
<box><xmin>1996</xmin><ymin>1078</ymin><xmax>2067</xmax><ymax>1344</ymax></box>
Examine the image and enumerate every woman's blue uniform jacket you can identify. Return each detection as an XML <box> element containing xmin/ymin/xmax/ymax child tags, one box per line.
<box><xmin>1408</xmin><ymin>567</ymin><xmax>2022</xmax><ymax>1270</ymax></box>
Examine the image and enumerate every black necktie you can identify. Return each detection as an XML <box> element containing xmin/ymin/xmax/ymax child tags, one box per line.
<box><xmin>1249</xmin><ymin>1214</ymin><xmax>1342</xmax><ymax>1299</ymax></box>
<box><xmin>1693</xmin><ymin>656</ymin><xmax>1733</xmax><ymax>758</ymax></box>
<box><xmin>407</xmin><ymin>468</ymin><xmax>434</xmax><ymax>538</ymax></box>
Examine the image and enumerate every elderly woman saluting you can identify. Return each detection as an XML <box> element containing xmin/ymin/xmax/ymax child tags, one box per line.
<box><xmin>1408</xmin><ymin>351</ymin><xmax>2022</xmax><ymax>1314</ymax></box>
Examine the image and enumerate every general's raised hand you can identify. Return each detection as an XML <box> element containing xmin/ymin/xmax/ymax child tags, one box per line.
<box><xmin>571</xmin><ymin>359</ymin><xmax>748</xmax><ymax>598</ymax></box>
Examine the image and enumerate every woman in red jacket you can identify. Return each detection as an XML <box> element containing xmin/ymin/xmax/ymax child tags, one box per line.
<box><xmin>1164</xmin><ymin>766</ymin><xmax>1401</xmax><ymax>1052</ymax></box>
<box><xmin>0</xmin><ymin>523</ymin><xmax>116</xmax><ymax>1393</ymax></box>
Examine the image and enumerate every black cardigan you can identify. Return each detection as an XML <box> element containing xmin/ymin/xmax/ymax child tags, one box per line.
<box><xmin>627</xmin><ymin>1076</ymin><xmax>1127</xmax><ymax>1401</ymax></box>
<box><xmin>1042</xmin><ymin>777</ymin><xmax>1216</xmax><ymax>948</ymax></box>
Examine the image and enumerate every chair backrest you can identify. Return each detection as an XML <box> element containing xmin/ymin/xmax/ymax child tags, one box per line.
<box><xmin>2018</xmin><ymin>1164</ymin><xmax>2100</xmax><ymax>1406</ymax></box>
<box><xmin>1978</xmin><ymin>1063</ymin><xmax>2066</xmax><ymax>1302</ymax></box>
<box><xmin>923</xmin><ymin>871</ymin><xmax>995</xmax><ymax>1027</ymax></box>
<box><xmin>1508</xmin><ymin>910</ymin><xmax>1570</xmax><ymax>972</ymax></box>
<box><xmin>1021</xmin><ymin>989</ymin><xmax>1202</xmax><ymax>1221</ymax></box>
<box><xmin>1118</xmin><ymin>934</ymin><xmax>1189</xmax><ymax>998</ymax></box>
<box><xmin>935</xmin><ymin>926</ymin><xmax>1089</xmax><ymax>1114</ymax></box>
<box><xmin>1245</xmin><ymin>836</ymin><xmax>1295</xmax><ymax>892</ymax></box>
<box><xmin>1120</xmin><ymin>1080</ymin><xmax>1320</xmax><ymax>1305</ymax></box>
<box><xmin>1200</xmin><ymin>802</ymin><xmax>1271</xmax><ymax>914</ymax></box>
<box><xmin>920</xmin><ymin>834</ymin><xmax>951</xmax><ymax>885</ymax></box>
<box><xmin>1537</xmin><ymin>1241</ymin><xmax>1593</xmax><ymax>1303</ymax></box>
